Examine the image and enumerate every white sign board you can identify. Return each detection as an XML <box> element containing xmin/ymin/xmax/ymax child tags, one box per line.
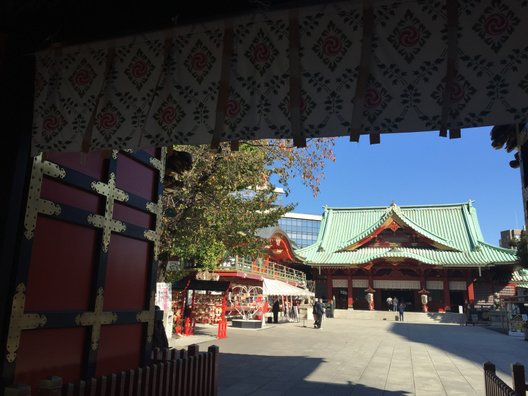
<box><xmin>156</xmin><ymin>282</ymin><xmax>173</xmax><ymax>339</ymax></box>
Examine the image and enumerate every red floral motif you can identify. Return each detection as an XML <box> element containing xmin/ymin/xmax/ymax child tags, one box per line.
<box><xmin>42</xmin><ymin>114</ymin><xmax>62</xmax><ymax>140</ymax></box>
<box><xmin>322</xmin><ymin>36</ymin><xmax>342</xmax><ymax>57</ymax></box>
<box><xmin>72</xmin><ymin>67</ymin><xmax>92</xmax><ymax>87</ymax></box>
<box><xmin>130</xmin><ymin>60</ymin><xmax>149</xmax><ymax>79</ymax></box>
<box><xmin>69</xmin><ymin>59</ymin><xmax>96</xmax><ymax>97</ymax></box>
<box><xmin>191</xmin><ymin>52</ymin><xmax>208</xmax><ymax>71</ymax></box>
<box><xmin>226</xmin><ymin>100</ymin><xmax>241</xmax><ymax>118</ymax></box>
<box><xmin>485</xmin><ymin>13</ymin><xmax>508</xmax><ymax>35</ymax></box>
<box><xmin>41</xmin><ymin>105</ymin><xmax>66</xmax><ymax>142</ymax></box>
<box><xmin>365</xmin><ymin>88</ymin><xmax>382</xmax><ymax>108</ymax></box>
<box><xmin>399</xmin><ymin>26</ymin><xmax>419</xmax><ymax>47</ymax></box>
<box><xmin>448</xmin><ymin>82</ymin><xmax>464</xmax><ymax>102</ymax></box>
<box><xmin>42</xmin><ymin>115</ymin><xmax>60</xmax><ymax>132</ymax></box>
<box><xmin>97</xmin><ymin>112</ymin><xmax>118</xmax><ymax>130</ymax></box>
<box><xmin>159</xmin><ymin>105</ymin><xmax>179</xmax><ymax>125</ymax></box>
<box><xmin>253</xmin><ymin>42</ymin><xmax>270</xmax><ymax>63</ymax></box>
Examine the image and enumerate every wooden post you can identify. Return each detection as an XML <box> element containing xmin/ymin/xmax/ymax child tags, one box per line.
<box><xmin>512</xmin><ymin>362</ymin><xmax>526</xmax><ymax>396</ymax></box>
<box><xmin>188</xmin><ymin>344</ymin><xmax>199</xmax><ymax>357</ymax></box>
<box><xmin>208</xmin><ymin>345</ymin><xmax>219</xmax><ymax>396</ymax></box>
<box><xmin>443</xmin><ymin>270</ymin><xmax>450</xmax><ymax>312</ymax></box>
<box><xmin>483</xmin><ymin>361</ymin><xmax>495</xmax><ymax>396</ymax></box>
<box><xmin>326</xmin><ymin>273</ymin><xmax>332</xmax><ymax>302</ymax></box>
<box><xmin>348</xmin><ymin>275</ymin><xmax>353</xmax><ymax>308</ymax></box>
<box><xmin>483</xmin><ymin>361</ymin><xmax>495</xmax><ymax>373</ymax></box>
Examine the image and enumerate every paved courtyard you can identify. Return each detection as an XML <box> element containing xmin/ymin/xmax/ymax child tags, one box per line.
<box><xmin>175</xmin><ymin>316</ymin><xmax>528</xmax><ymax>396</ymax></box>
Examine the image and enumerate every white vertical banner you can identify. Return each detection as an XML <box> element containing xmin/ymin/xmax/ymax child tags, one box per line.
<box><xmin>156</xmin><ymin>282</ymin><xmax>173</xmax><ymax>340</ymax></box>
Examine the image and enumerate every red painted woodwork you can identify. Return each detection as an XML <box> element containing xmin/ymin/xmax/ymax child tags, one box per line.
<box><xmin>45</xmin><ymin>151</ymin><xmax>106</xmax><ymax>180</ymax></box>
<box><xmin>15</xmin><ymin>328</ymin><xmax>85</xmax><ymax>391</ymax></box>
<box><xmin>113</xmin><ymin>202</ymin><xmax>153</xmax><ymax>229</ymax></box>
<box><xmin>347</xmin><ymin>277</ymin><xmax>353</xmax><ymax>307</ymax></box>
<box><xmin>467</xmin><ymin>282</ymin><xmax>475</xmax><ymax>304</ymax></box>
<box><xmin>41</xmin><ymin>178</ymin><xmax>102</xmax><ymax>213</ymax></box>
<box><xmin>95</xmin><ymin>324</ymin><xmax>142</xmax><ymax>377</ymax></box>
<box><xmin>26</xmin><ymin>217</ymin><xmax>96</xmax><ymax>311</ymax></box>
<box><xmin>268</xmin><ymin>234</ymin><xmax>296</xmax><ymax>263</ymax></box>
<box><xmin>104</xmin><ymin>235</ymin><xmax>149</xmax><ymax>310</ymax></box>
<box><xmin>116</xmin><ymin>155</ymin><xmax>156</xmax><ymax>201</ymax></box>
<box><xmin>10</xmin><ymin>149</ymin><xmax>160</xmax><ymax>392</ymax></box>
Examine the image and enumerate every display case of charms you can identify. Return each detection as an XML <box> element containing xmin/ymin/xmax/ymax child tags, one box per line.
<box><xmin>172</xmin><ymin>288</ymin><xmax>187</xmax><ymax>335</ymax></box>
<box><xmin>192</xmin><ymin>290</ymin><xmax>226</xmax><ymax>325</ymax></box>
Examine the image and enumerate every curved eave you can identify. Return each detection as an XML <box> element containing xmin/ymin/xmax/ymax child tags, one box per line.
<box><xmin>301</xmin><ymin>246</ymin><xmax>518</xmax><ymax>267</ymax></box>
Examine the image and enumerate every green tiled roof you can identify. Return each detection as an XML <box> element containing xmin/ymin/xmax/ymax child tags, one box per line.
<box><xmin>512</xmin><ymin>268</ymin><xmax>528</xmax><ymax>288</ymax></box>
<box><xmin>295</xmin><ymin>202</ymin><xmax>518</xmax><ymax>267</ymax></box>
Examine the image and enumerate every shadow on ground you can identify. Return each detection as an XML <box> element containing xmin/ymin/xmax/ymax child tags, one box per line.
<box><xmin>218</xmin><ymin>353</ymin><xmax>411</xmax><ymax>396</ymax></box>
<box><xmin>424</xmin><ymin>312</ymin><xmax>465</xmax><ymax>324</ymax></box>
<box><xmin>389</xmin><ymin>321</ymin><xmax>528</xmax><ymax>379</ymax></box>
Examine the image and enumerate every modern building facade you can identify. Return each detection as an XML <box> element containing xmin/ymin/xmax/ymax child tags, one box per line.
<box><xmin>278</xmin><ymin>212</ymin><xmax>322</xmax><ymax>248</ymax></box>
<box><xmin>295</xmin><ymin>202</ymin><xmax>519</xmax><ymax>312</ymax></box>
<box><xmin>499</xmin><ymin>229</ymin><xmax>523</xmax><ymax>249</ymax></box>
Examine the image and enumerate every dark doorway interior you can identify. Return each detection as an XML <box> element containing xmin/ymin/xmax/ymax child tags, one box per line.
<box><xmin>449</xmin><ymin>291</ymin><xmax>465</xmax><ymax>312</ymax></box>
<box><xmin>333</xmin><ymin>287</ymin><xmax>348</xmax><ymax>309</ymax></box>
<box><xmin>381</xmin><ymin>290</ymin><xmax>417</xmax><ymax>311</ymax></box>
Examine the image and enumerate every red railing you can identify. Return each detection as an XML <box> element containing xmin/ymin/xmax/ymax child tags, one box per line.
<box><xmin>5</xmin><ymin>345</ymin><xmax>219</xmax><ymax>396</ymax></box>
<box><xmin>217</xmin><ymin>257</ymin><xmax>306</xmax><ymax>285</ymax></box>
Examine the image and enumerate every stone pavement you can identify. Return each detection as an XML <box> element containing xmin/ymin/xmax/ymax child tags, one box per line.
<box><xmin>171</xmin><ymin>316</ymin><xmax>528</xmax><ymax>395</ymax></box>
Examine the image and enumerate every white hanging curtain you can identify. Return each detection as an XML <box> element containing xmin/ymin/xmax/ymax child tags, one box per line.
<box><xmin>31</xmin><ymin>0</ymin><xmax>528</xmax><ymax>154</ymax></box>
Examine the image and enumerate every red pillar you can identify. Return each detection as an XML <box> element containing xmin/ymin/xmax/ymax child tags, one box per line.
<box><xmin>326</xmin><ymin>272</ymin><xmax>333</xmax><ymax>302</ymax></box>
<box><xmin>368</xmin><ymin>270</ymin><xmax>374</xmax><ymax>311</ymax></box>
<box><xmin>348</xmin><ymin>275</ymin><xmax>353</xmax><ymax>308</ymax></box>
<box><xmin>420</xmin><ymin>269</ymin><xmax>428</xmax><ymax>313</ymax></box>
<box><xmin>467</xmin><ymin>282</ymin><xmax>475</xmax><ymax>304</ymax></box>
<box><xmin>467</xmin><ymin>269</ymin><xmax>475</xmax><ymax>304</ymax></box>
<box><xmin>443</xmin><ymin>270</ymin><xmax>450</xmax><ymax>312</ymax></box>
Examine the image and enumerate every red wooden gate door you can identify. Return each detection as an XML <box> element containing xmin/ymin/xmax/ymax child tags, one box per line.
<box><xmin>2</xmin><ymin>148</ymin><xmax>166</xmax><ymax>391</ymax></box>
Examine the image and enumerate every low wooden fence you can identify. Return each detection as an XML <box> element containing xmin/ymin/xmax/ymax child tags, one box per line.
<box><xmin>5</xmin><ymin>345</ymin><xmax>219</xmax><ymax>396</ymax></box>
<box><xmin>484</xmin><ymin>361</ymin><xmax>527</xmax><ymax>396</ymax></box>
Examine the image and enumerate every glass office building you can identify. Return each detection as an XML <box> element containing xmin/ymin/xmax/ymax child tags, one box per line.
<box><xmin>278</xmin><ymin>212</ymin><xmax>322</xmax><ymax>248</ymax></box>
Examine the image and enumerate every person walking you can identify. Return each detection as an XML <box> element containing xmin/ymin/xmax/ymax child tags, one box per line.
<box><xmin>272</xmin><ymin>298</ymin><xmax>280</xmax><ymax>324</ymax></box>
<box><xmin>386</xmin><ymin>296</ymin><xmax>393</xmax><ymax>311</ymax></box>
<box><xmin>313</xmin><ymin>299</ymin><xmax>325</xmax><ymax>329</ymax></box>
<box><xmin>398</xmin><ymin>301</ymin><xmax>405</xmax><ymax>322</ymax></box>
<box><xmin>292</xmin><ymin>299</ymin><xmax>299</xmax><ymax>322</ymax></box>
<box><xmin>392</xmin><ymin>297</ymin><xmax>398</xmax><ymax>313</ymax></box>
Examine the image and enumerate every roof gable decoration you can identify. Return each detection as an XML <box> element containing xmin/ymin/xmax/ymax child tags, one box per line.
<box><xmin>337</xmin><ymin>204</ymin><xmax>459</xmax><ymax>252</ymax></box>
<box><xmin>31</xmin><ymin>0</ymin><xmax>528</xmax><ymax>155</ymax></box>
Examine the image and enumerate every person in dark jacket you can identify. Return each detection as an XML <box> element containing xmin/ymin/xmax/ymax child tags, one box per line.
<box><xmin>313</xmin><ymin>299</ymin><xmax>325</xmax><ymax>329</ymax></box>
<box><xmin>398</xmin><ymin>302</ymin><xmax>405</xmax><ymax>322</ymax></box>
<box><xmin>272</xmin><ymin>298</ymin><xmax>280</xmax><ymax>323</ymax></box>
<box><xmin>153</xmin><ymin>305</ymin><xmax>169</xmax><ymax>349</ymax></box>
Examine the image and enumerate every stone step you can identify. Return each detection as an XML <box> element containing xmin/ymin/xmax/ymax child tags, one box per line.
<box><xmin>332</xmin><ymin>309</ymin><xmax>465</xmax><ymax>325</ymax></box>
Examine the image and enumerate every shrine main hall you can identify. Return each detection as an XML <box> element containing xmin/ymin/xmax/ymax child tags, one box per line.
<box><xmin>295</xmin><ymin>202</ymin><xmax>520</xmax><ymax>312</ymax></box>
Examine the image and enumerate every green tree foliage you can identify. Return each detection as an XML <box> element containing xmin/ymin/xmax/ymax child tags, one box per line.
<box><xmin>158</xmin><ymin>138</ymin><xmax>335</xmax><ymax>279</ymax></box>
<box><xmin>490</xmin><ymin>124</ymin><xmax>523</xmax><ymax>168</ymax></box>
<box><xmin>516</xmin><ymin>230</ymin><xmax>528</xmax><ymax>268</ymax></box>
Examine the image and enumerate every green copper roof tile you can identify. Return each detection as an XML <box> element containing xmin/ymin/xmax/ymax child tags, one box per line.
<box><xmin>295</xmin><ymin>202</ymin><xmax>518</xmax><ymax>268</ymax></box>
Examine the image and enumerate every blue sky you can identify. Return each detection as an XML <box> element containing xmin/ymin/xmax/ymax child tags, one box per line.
<box><xmin>280</xmin><ymin>126</ymin><xmax>523</xmax><ymax>246</ymax></box>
